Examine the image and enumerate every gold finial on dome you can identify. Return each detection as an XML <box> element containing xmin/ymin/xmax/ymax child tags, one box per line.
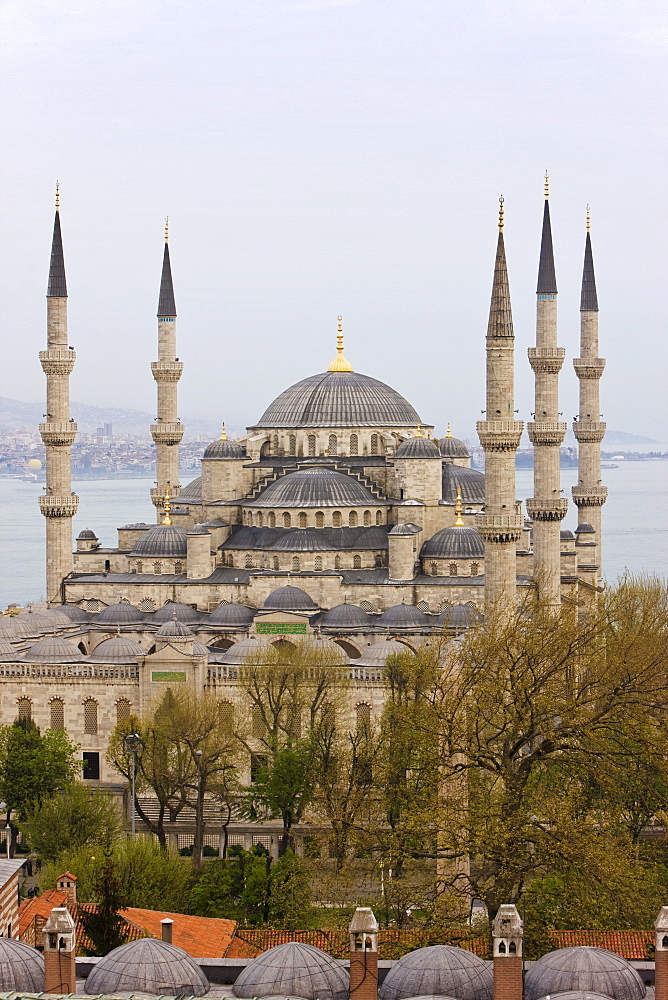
<box><xmin>544</xmin><ymin>170</ymin><xmax>549</xmax><ymax>199</ymax></box>
<box><xmin>454</xmin><ymin>489</ymin><xmax>464</xmax><ymax>527</ymax></box>
<box><xmin>220</xmin><ymin>423</ymin><xmax>227</xmax><ymax>441</ymax></box>
<box><xmin>162</xmin><ymin>484</ymin><xmax>172</xmax><ymax>526</ymax></box>
<box><xmin>164</xmin><ymin>217</ymin><xmax>169</xmax><ymax>242</ymax></box>
<box><xmin>415</xmin><ymin>424</ymin><xmax>423</xmax><ymax>438</ymax></box>
<box><xmin>586</xmin><ymin>204</ymin><xmax>591</xmax><ymax>232</ymax></box>
<box><xmin>446</xmin><ymin>422</ymin><xmax>453</xmax><ymax>438</ymax></box>
<box><xmin>55</xmin><ymin>181</ymin><xmax>60</xmax><ymax>210</ymax></box>
<box><xmin>327</xmin><ymin>316</ymin><xmax>353</xmax><ymax>373</ymax></box>
<box><xmin>498</xmin><ymin>195</ymin><xmax>504</xmax><ymax>231</ymax></box>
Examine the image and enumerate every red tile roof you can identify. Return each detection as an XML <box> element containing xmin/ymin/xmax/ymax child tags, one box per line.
<box><xmin>550</xmin><ymin>930</ymin><xmax>655</xmax><ymax>961</ymax></box>
<box><xmin>18</xmin><ymin>890</ymin><xmax>68</xmax><ymax>936</ymax></box>
<box><xmin>225</xmin><ymin>928</ymin><xmax>487</xmax><ymax>960</ymax></box>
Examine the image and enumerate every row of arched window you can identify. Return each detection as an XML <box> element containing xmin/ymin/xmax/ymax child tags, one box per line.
<box><xmin>232</xmin><ymin>552</ymin><xmax>385</xmax><ymax>571</ymax></box>
<box><xmin>16</xmin><ymin>696</ymin><xmax>131</xmax><ymax>734</ymax></box>
<box><xmin>244</xmin><ymin>509</ymin><xmax>384</xmax><ymax>528</ymax></box>
<box><xmin>427</xmin><ymin>561</ymin><xmax>480</xmax><ymax>577</ymax></box>
<box><xmin>269</xmin><ymin>433</ymin><xmax>381</xmax><ymax>457</ymax></box>
<box><xmin>134</xmin><ymin>561</ymin><xmax>183</xmax><ymax>575</ymax></box>
<box><xmin>249</xmin><ymin>701</ymin><xmax>372</xmax><ymax>739</ymax></box>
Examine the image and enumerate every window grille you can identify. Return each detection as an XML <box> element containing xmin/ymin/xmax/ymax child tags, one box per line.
<box><xmin>116</xmin><ymin>699</ymin><xmax>131</xmax><ymax>722</ymax></box>
<box><xmin>50</xmin><ymin>699</ymin><xmax>64</xmax><ymax>730</ymax></box>
<box><xmin>17</xmin><ymin>698</ymin><xmax>31</xmax><ymax>722</ymax></box>
<box><xmin>84</xmin><ymin>699</ymin><xmax>98</xmax><ymax>735</ymax></box>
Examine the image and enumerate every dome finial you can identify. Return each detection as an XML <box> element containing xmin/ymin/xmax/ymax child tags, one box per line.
<box><xmin>586</xmin><ymin>204</ymin><xmax>591</xmax><ymax>232</ymax></box>
<box><xmin>164</xmin><ymin>216</ymin><xmax>169</xmax><ymax>242</ymax></box>
<box><xmin>454</xmin><ymin>490</ymin><xmax>464</xmax><ymax>527</ymax></box>
<box><xmin>415</xmin><ymin>423</ymin><xmax>423</xmax><ymax>438</ymax></box>
<box><xmin>162</xmin><ymin>484</ymin><xmax>172</xmax><ymax>526</ymax></box>
<box><xmin>327</xmin><ymin>316</ymin><xmax>353</xmax><ymax>372</ymax></box>
<box><xmin>544</xmin><ymin>170</ymin><xmax>549</xmax><ymax>199</ymax></box>
<box><xmin>446</xmin><ymin>422</ymin><xmax>453</xmax><ymax>438</ymax></box>
<box><xmin>498</xmin><ymin>195</ymin><xmax>504</xmax><ymax>231</ymax></box>
<box><xmin>55</xmin><ymin>181</ymin><xmax>60</xmax><ymax>210</ymax></box>
<box><xmin>220</xmin><ymin>422</ymin><xmax>227</xmax><ymax>441</ymax></box>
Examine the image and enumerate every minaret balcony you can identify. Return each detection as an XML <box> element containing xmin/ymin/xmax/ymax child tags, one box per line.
<box><xmin>151</xmin><ymin>422</ymin><xmax>184</xmax><ymax>445</ymax></box>
<box><xmin>573</xmin><ymin>358</ymin><xmax>606</xmax><ymax>379</ymax></box>
<box><xmin>476</xmin><ymin>513</ymin><xmax>524</xmax><ymax>543</ymax></box>
<box><xmin>151</xmin><ymin>361</ymin><xmax>184</xmax><ymax>383</ymax></box>
<box><xmin>476</xmin><ymin>420</ymin><xmax>523</xmax><ymax>453</ymax></box>
<box><xmin>525</xmin><ymin>497</ymin><xmax>569</xmax><ymax>522</ymax></box>
<box><xmin>527</xmin><ymin>422</ymin><xmax>567</xmax><ymax>446</ymax></box>
<box><xmin>39</xmin><ymin>421</ymin><xmax>78</xmax><ymax>446</ymax></box>
<box><xmin>39</xmin><ymin>348</ymin><xmax>76</xmax><ymax>375</ymax></box>
<box><xmin>527</xmin><ymin>347</ymin><xmax>566</xmax><ymax>374</ymax></box>
<box><xmin>150</xmin><ymin>486</ymin><xmax>181</xmax><ymax>507</ymax></box>
<box><xmin>573</xmin><ymin>421</ymin><xmax>606</xmax><ymax>443</ymax></box>
<box><xmin>572</xmin><ymin>485</ymin><xmax>608</xmax><ymax>507</ymax></box>
<box><xmin>38</xmin><ymin>494</ymin><xmax>79</xmax><ymax>518</ymax></box>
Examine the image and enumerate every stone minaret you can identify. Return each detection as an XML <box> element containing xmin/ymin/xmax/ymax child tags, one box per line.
<box><xmin>150</xmin><ymin>220</ymin><xmax>183</xmax><ymax>520</ymax></box>
<box><xmin>572</xmin><ymin>210</ymin><xmax>607</xmax><ymax>585</ymax></box>
<box><xmin>39</xmin><ymin>187</ymin><xmax>78</xmax><ymax>606</ymax></box>
<box><xmin>526</xmin><ymin>175</ymin><xmax>568</xmax><ymax>606</ymax></box>
<box><xmin>476</xmin><ymin>199</ymin><xmax>524</xmax><ymax>611</ymax></box>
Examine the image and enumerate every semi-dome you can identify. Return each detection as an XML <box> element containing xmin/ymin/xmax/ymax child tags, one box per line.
<box><xmin>356</xmin><ymin>638</ymin><xmax>415</xmax><ymax>667</ymax></box>
<box><xmin>251</xmin><ymin>467</ymin><xmax>381</xmax><ymax>509</ymax></box>
<box><xmin>23</xmin><ymin>636</ymin><xmax>86</xmax><ymax>663</ymax></box>
<box><xmin>96</xmin><ymin>601</ymin><xmax>145</xmax><ymax>625</ymax></box>
<box><xmin>439</xmin><ymin>431</ymin><xmax>470</xmax><ymax>459</ymax></box>
<box><xmin>442</xmin><ymin>465</ymin><xmax>485</xmax><ymax>504</ymax></box>
<box><xmin>262</xmin><ymin>586</ymin><xmax>318</xmax><ymax>611</ymax></box>
<box><xmin>319</xmin><ymin>603</ymin><xmax>371</xmax><ymax>629</ymax></box>
<box><xmin>178</xmin><ymin>476</ymin><xmax>202</xmax><ymax>501</ymax></box>
<box><xmin>253</xmin><ymin>370</ymin><xmax>422</xmax><ymax>429</ymax></box>
<box><xmin>85</xmin><ymin>938</ymin><xmax>209</xmax><ymax>996</ymax></box>
<box><xmin>131</xmin><ymin>523</ymin><xmax>188</xmax><ymax>558</ymax></box>
<box><xmin>209</xmin><ymin>603</ymin><xmax>256</xmax><ymax>626</ymax></box>
<box><xmin>233</xmin><ymin>941</ymin><xmax>349</xmax><ymax>1000</ymax></box>
<box><xmin>396</xmin><ymin>436</ymin><xmax>441</xmax><ymax>458</ymax></box>
<box><xmin>421</xmin><ymin>526</ymin><xmax>484</xmax><ymax>560</ymax></box>
<box><xmin>437</xmin><ymin>604</ymin><xmax>483</xmax><ymax>629</ymax></box>
<box><xmin>272</xmin><ymin>529</ymin><xmax>332</xmax><ymax>552</ymax></box>
<box><xmin>524</xmin><ymin>947</ymin><xmax>645</xmax><ymax>1000</ymax></box>
<box><xmin>380</xmin><ymin>945</ymin><xmax>493</xmax><ymax>1000</ymax></box>
<box><xmin>153</xmin><ymin>601</ymin><xmax>201</xmax><ymax>624</ymax></box>
<box><xmin>0</xmin><ymin>937</ymin><xmax>44</xmax><ymax>991</ymax></box>
<box><xmin>89</xmin><ymin>635</ymin><xmax>144</xmax><ymax>663</ymax></box>
<box><xmin>376</xmin><ymin>604</ymin><xmax>431</xmax><ymax>629</ymax></box>
<box><xmin>203</xmin><ymin>437</ymin><xmax>245</xmax><ymax>459</ymax></box>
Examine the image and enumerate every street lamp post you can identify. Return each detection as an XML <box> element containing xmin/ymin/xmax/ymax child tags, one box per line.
<box><xmin>123</xmin><ymin>733</ymin><xmax>144</xmax><ymax>838</ymax></box>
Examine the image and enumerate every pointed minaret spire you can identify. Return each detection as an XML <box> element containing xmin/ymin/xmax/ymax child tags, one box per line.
<box><xmin>536</xmin><ymin>174</ymin><xmax>557</xmax><ymax>294</ymax></box>
<box><xmin>580</xmin><ymin>210</ymin><xmax>598</xmax><ymax>311</ymax></box>
<box><xmin>47</xmin><ymin>184</ymin><xmax>67</xmax><ymax>298</ymax></box>
<box><xmin>487</xmin><ymin>199</ymin><xmax>514</xmax><ymax>338</ymax></box>
<box><xmin>157</xmin><ymin>220</ymin><xmax>177</xmax><ymax>318</ymax></box>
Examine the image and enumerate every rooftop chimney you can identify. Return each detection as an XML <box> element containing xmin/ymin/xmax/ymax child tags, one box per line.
<box><xmin>349</xmin><ymin>907</ymin><xmax>379</xmax><ymax>1000</ymax></box>
<box><xmin>655</xmin><ymin>907</ymin><xmax>668</xmax><ymax>1000</ymax></box>
<box><xmin>56</xmin><ymin>872</ymin><xmax>77</xmax><ymax>908</ymax></box>
<box><xmin>492</xmin><ymin>904</ymin><xmax>523</xmax><ymax>1000</ymax></box>
<box><xmin>42</xmin><ymin>906</ymin><xmax>76</xmax><ymax>994</ymax></box>
<box><xmin>161</xmin><ymin>918</ymin><xmax>174</xmax><ymax>944</ymax></box>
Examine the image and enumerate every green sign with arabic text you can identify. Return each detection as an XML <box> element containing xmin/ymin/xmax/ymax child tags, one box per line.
<box><xmin>256</xmin><ymin>622</ymin><xmax>308</xmax><ymax>635</ymax></box>
<box><xmin>151</xmin><ymin>670</ymin><xmax>186</xmax><ymax>683</ymax></box>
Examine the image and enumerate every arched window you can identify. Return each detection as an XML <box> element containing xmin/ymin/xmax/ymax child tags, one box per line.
<box><xmin>268</xmin><ymin>511</ymin><xmax>276</xmax><ymax>528</ymax></box>
<box><xmin>349</xmin><ymin>510</ymin><xmax>358</xmax><ymax>527</ymax></box>
<box><xmin>333</xmin><ymin>510</ymin><xmax>342</xmax><ymax>527</ymax></box>
<box><xmin>353</xmin><ymin>554</ymin><xmax>362</xmax><ymax>569</ymax></box>
<box><xmin>246</xmin><ymin>511</ymin><xmax>253</xmax><ymax>526</ymax></box>
<box><xmin>174</xmin><ymin>561</ymin><xmax>183</xmax><ymax>574</ymax></box>
<box><xmin>315</xmin><ymin>511</ymin><xmax>324</xmax><ymax>528</ymax></box>
<box><xmin>376</xmin><ymin>510</ymin><xmax>383</xmax><ymax>525</ymax></box>
<box><xmin>50</xmin><ymin>698</ymin><xmax>64</xmax><ymax>731</ymax></box>
<box><xmin>349</xmin><ymin>433</ymin><xmax>358</xmax><ymax>456</ymax></box>
<box><xmin>292</xmin><ymin>556</ymin><xmax>300</xmax><ymax>572</ymax></box>
<box><xmin>256</xmin><ymin>511</ymin><xmax>263</xmax><ymax>527</ymax></box>
<box><xmin>289</xmin><ymin>434</ymin><xmax>297</xmax><ymax>455</ymax></box>
<box><xmin>370</xmin><ymin>433</ymin><xmax>379</xmax><ymax>455</ymax></box>
<box><xmin>83</xmin><ymin>699</ymin><xmax>98</xmax><ymax>735</ymax></box>
<box><xmin>136</xmin><ymin>561</ymin><xmax>143</xmax><ymax>573</ymax></box>
<box><xmin>449</xmin><ymin>562</ymin><xmax>458</xmax><ymax>576</ymax></box>
<box><xmin>227</xmin><ymin>553</ymin><xmax>234</xmax><ymax>567</ymax></box>
<box><xmin>298</xmin><ymin>512</ymin><xmax>307</xmax><ymax>528</ymax></box>
<box><xmin>272</xmin><ymin>433</ymin><xmax>279</xmax><ymax>455</ymax></box>
<box><xmin>283</xmin><ymin>512</ymin><xmax>291</xmax><ymax>528</ymax></box>
<box><xmin>356</xmin><ymin>702</ymin><xmax>371</xmax><ymax>734</ymax></box>
<box><xmin>471</xmin><ymin>561</ymin><xmax>479</xmax><ymax>576</ymax></box>
<box><xmin>314</xmin><ymin>556</ymin><xmax>322</xmax><ymax>571</ymax></box>
<box><xmin>375</xmin><ymin>553</ymin><xmax>383</xmax><ymax>568</ymax></box>
<box><xmin>363</xmin><ymin>510</ymin><xmax>371</xmax><ymax>526</ymax></box>
<box><xmin>289</xmin><ymin>705</ymin><xmax>302</xmax><ymax>740</ymax></box>
<box><xmin>328</xmin><ymin>434</ymin><xmax>337</xmax><ymax>456</ymax></box>
<box><xmin>245</xmin><ymin>554</ymin><xmax>253</xmax><ymax>568</ymax></box>
<box><xmin>273</xmin><ymin>556</ymin><xmax>279</xmax><ymax>571</ymax></box>
<box><xmin>430</xmin><ymin>561</ymin><xmax>438</xmax><ymax>576</ymax></box>
<box><xmin>153</xmin><ymin>561</ymin><xmax>162</xmax><ymax>575</ymax></box>
<box><xmin>116</xmin><ymin>699</ymin><xmax>131</xmax><ymax>722</ymax></box>
<box><xmin>334</xmin><ymin>555</ymin><xmax>341</xmax><ymax>570</ymax></box>
<box><xmin>220</xmin><ymin>700</ymin><xmax>234</xmax><ymax>734</ymax></box>
<box><xmin>252</xmin><ymin>704</ymin><xmax>266</xmax><ymax>738</ymax></box>
<box><xmin>308</xmin><ymin>434</ymin><xmax>316</xmax><ymax>457</ymax></box>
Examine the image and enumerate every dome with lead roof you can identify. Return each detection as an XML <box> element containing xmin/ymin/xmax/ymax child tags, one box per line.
<box><xmin>96</xmin><ymin>601</ymin><xmax>144</xmax><ymax>625</ymax></box>
<box><xmin>23</xmin><ymin>636</ymin><xmax>85</xmax><ymax>663</ymax></box>
<box><xmin>376</xmin><ymin>604</ymin><xmax>431</xmax><ymax>629</ymax></box>
<box><xmin>437</xmin><ymin>604</ymin><xmax>483</xmax><ymax>629</ymax></box>
<box><xmin>131</xmin><ymin>523</ymin><xmax>188</xmax><ymax>558</ymax></box>
<box><xmin>89</xmin><ymin>636</ymin><xmax>144</xmax><ymax>663</ymax></box>
<box><xmin>153</xmin><ymin>601</ymin><xmax>201</xmax><ymax>624</ymax></box>
<box><xmin>442</xmin><ymin>465</ymin><xmax>485</xmax><ymax>504</ymax></box>
<box><xmin>85</xmin><ymin>938</ymin><xmax>209</xmax><ymax>996</ymax></box>
<box><xmin>156</xmin><ymin>619</ymin><xmax>194</xmax><ymax>638</ymax></box>
<box><xmin>0</xmin><ymin>640</ymin><xmax>21</xmax><ymax>661</ymax></box>
<box><xmin>209</xmin><ymin>603</ymin><xmax>256</xmax><ymax>626</ymax></box>
<box><xmin>250</xmin><ymin>467</ymin><xmax>381</xmax><ymax>509</ymax></box>
<box><xmin>0</xmin><ymin>937</ymin><xmax>44</xmax><ymax>991</ymax></box>
<box><xmin>204</xmin><ymin>437</ymin><xmax>245</xmax><ymax>459</ymax></box>
<box><xmin>77</xmin><ymin>528</ymin><xmax>98</xmax><ymax>540</ymax></box>
<box><xmin>222</xmin><ymin>636</ymin><xmax>269</xmax><ymax>665</ymax></box>
<box><xmin>439</xmin><ymin>431</ymin><xmax>470</xmax><ymax>459</ymax></box>
<box><xmin>233</xmin><ymin>941</ymin><xmax>349</xmax><ymax>1000</ymax></box>
<box><xmin>396</xmin><ymin>436</ymin><xmax>441</xmax><ymax>459</ymax></box>
<box><xmin>272</xmin><ymin>529</ymin><xmax>332</xmax><ymax>552</ymax></box>
<box><xmin>52</xmin><ymin>604</ymin><xmax>94</xmax><ymax>623</ymax></box>
<box><xmin>380</xmin><ymin>945</ymin><xmax>493</xmax><ymax>1000</ymax></box>
<box><xmin>356</xmin><ymin>639</ymin><xmax>415</xmax><ymax>666</ymax></box>
<box><xmin>524</xmin><ymin>947</ymin><xmax>645</xmax><ymax>1000</ymax></box>
<box><xmin>178</xmin><ymin>476</ymin><xmax>202</xmax><ymax>501</ymax></box>
<box><xmin>262</xmin><ymin>586</ymin><xmax>318</xmax><ymax>611</ymax></box>
<box><xmin>319</xmin><ymin>603</ymin><xmax>371</xmax><ymax>629</ymax></box>
<box><xmin>421</xmin><ymin>526</ymin><xmax>484</xmax><ymax>560</ymax></box>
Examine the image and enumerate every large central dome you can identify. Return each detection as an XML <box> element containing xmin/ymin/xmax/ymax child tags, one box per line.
<box><xmin>254</xmin><ymin>371</ymin><xmax>422</xmax><ymax>429</ymax></box>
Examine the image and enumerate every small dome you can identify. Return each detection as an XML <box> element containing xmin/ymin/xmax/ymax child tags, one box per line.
<box><xmin>376</xmin><ymin>604</ymin><xmax>431</xmax><ymax>629</ymax></box>
<box><xmin>534</xmin><ymin>994</ymin><xmax>613</xmax><ymax>1000</ymax></box>
<box><xmin>421</xmin><ymin>526</ymin><xmax>484</xmax><ymax>560</ymax></box>
<box><xmin>77</xmin><ymin>528</ymin><xmax>98</xmax><ymax>539</ymax></box>
<box><xmin>319</xmin><ymin>603</ymin><xmax>371</xmax><ymax>628</ymax></box>
<box><xmin>390</xmin><ymin>522</ymin><xmax>422</xmax><ymax>536</ymax></box>
<box><xmin>233</xmin><ymin>941</ymin><xmax>349</xmax><ymax>1000</ymax></box>
<box><xmin>131</xmin><ymin>523</ymin><xmax>188</xmax><ymax>558</ymax></box>
<box><xmin>222</xmin><ymin>636</ymin><xmax>269</xmax><ymax>665</ymax></box>
<box><xmin>575</xmin><ymin>523</ymin><xmax>595</xmax><ymax>534</ymax></box>
<box><xmin>560</xmin><ymin>529</ymin><xmax>576</xmax><ymax>540</ymax></box>
<box><xmin>442</xmin><ymin>465</ymin><xmax>485</xmax><ymax>504</ymax></box>
<box><xmin>156</xmin><ymin>619</ymin><xmax>194</xmax><ymax>638</ymax></box>
<box><xmin>13</xmin><ymin>611</ymin><xmax>58</xmax><ymax>635</ymax></box>
<box><xmin>524</xmin><ymin>948</ymin><xmax>645</xmax><ymax>1000</ymax></box>
<box><xmin>89</xmin><ymin>636</ymin><xmax>144</xmax><ymax>663</ymax></box>
<box><xmin>52</xmin><ymin>603</ymin><xmax>94</xmax><ymax>623</ymax></box>
<box><xmin>439</xmin><ymin>433</ymin><xmax>470</xmax><ymax>459</ymax></box>
<box><xmin>96</xmin><ymin>601</ymin><xmax>145</xmax><ymax>625</ymax></box>
<box><xmin>396</xmin><ymin>435</ymin><xmax>441</xmax><ymax>459</ymax></box>
<box><xmin>85</xmin><ymin>938</ymin><xmax>209</xmax><ymax>996</ymax></box>
<box><xmin>23</xmin><ymin>636</ymin><xmax>85</xmax><ymax>663</ymax></box>
<box><xmin>203</xmin><ymin>437</ymin><xmax>245</xmax><ymax>459</ymax></box>
<box><xmin>437</xmin><ymin>604</ymin><xmax>483</xmax><ymax>629</ymax></box>
<box><xmin>0</xmin><ymin>639</ymin><xmax>21</xmax><ymax>661</ymax></box>
<box><xmin>251</xmin><ymin>467</ymin><xmax>381</xmax><ymax>509</ymax></box>
<box><xmin>178</xmin><ymin>476</ymin><xmax>202</xmax><ymax>501</ymax></box>
<box><xmin>0</xmin><ymin>937</ymin><xmax>44</xmax><ymax>991</ymax></box>
<box><xmin>153</xmin><ymin>601</ymin><xmax>201</xmax><ymax>624</ymax></box>
<box><xmin>262</xmin><ymin>586</ymin><xmax>318</xmax><ymax>611</ymax></box>
<box><xmin>272</xmin><ymin>529</ymin><xmax>332</xmax><ymax>552</ymax></box>
<box><xmin>356</xmin><ymin>639</ymin><xmax>415</xmax><ymax>667</ymax></box>
<box><xmin>380</xmin><ymin>945</ymin><xmax>493</xmax><ymax>1000</ymax></box>
<box><xmin>209</xmin><ymin>603</ymin><xmax>256</xmax><ymax>626</ymax></box>
<box><xmin>193</xmin><ymin>640</ymin><xmax>209</xmax><ymax>656</ymax></box>
<box><xmin>187</xmin><ymin>524</ymin><xmax>211</xmax><ymax>535</ymax></box>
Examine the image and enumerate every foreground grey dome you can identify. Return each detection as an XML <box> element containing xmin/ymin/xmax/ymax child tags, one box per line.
<box><xmin>85</xmin><ymin>938</ymin><xmax>209</xmax><ymax>996</ymax></box>
<box><xmin>153</xmin><ymin>601</ymin><xmax>201</xmax><ymax>623</ymax></box>
<box><xmin>233</xmin><ymin>941</ymin><xmax>349</xmax><ymax>1000</ymax></box>
<box><xmin>319</xmin><ymin>603</ymin><xmax>371</xmax><ymax>628</ymax></box>
<box><xmin>437</xmin><ymin>604</ymin><xmax>483</xmax><ymax>629</ymax></box>
<box><xmin>421</xmin><ymin>526</ymin><xmax>484</xmax><ymax>560</ymax></box>
<box><xmin>0</xmin><ymin>639</ymin><xmax>20</xmax><ymax>661</ymax></box>
<box><xmin>396</xmin><ymin>435</ymin><xmax>441</xmax><ymax>459</ymax></box>
<box><xmin>439</xmin><ymin>434</ymin><xmax>469</xmax><ymax>459</ymax></box>
<box><xmin>222</xmin><ymin>636</ymin><xmax>269</xmax><ymax>665</ymax></box>
<box><xmin>376</xmin><ymin>604</ymin><xmax>430</xmax><ymax>629</ymax></box>
<box><xmin>524</xmin><ymin>948</ymin><xmax>645</xmax><ymax>1000</ymax></box>
<box><xmin>356</xmin><ymin>638</ymin><xmax>414</xmax><ymax>667</ymax></box>
<box><xmin>254</xmin><ymin>370</ymin><xmax>421</xmax><ymax>429</ymax></box>
<box><xmin>131</xmin><ymin>523</ymin><xmax>188</xmax><ymax>558</ymax></box>
<box><xmin>96</xmin><ymin>600</ymin><xmax>144</xmax><ymax>625</ymax></box>
<box><xmin>380</xmin><ymin>945</ymin><xmax>493</xmax><ymax>1000</ymax></box>
<box><xmin>209</xmin><ymin>602</ymin><xmax>256</xmax><ymax>626</ymax></box>
<box><xmin>52</xmin><ymin>603</ymin><xmax>94</xmax><ymax>623</ymax></box>
<box><xmin>534</xmin><ymin>994</ymin><xmax>614</xmax><ymax>1000</ymax></box>
<box><xmin>156</xmin><ymin>619</ymin><xmax>194</xmax><ymax>638</ymax></box>
<box><xmin>0</xmin><ymin>936</ymin><xmax>44</xmax><ymax>991</ymax></box>
<box><xmin>252</xmin><ymin>467</ymin><xmax>380</xmax><ymax>509</ymax></box>
<box><xmin>203</xmin><ymin>437</ymin><xmax>245</xmax><ymax>459</ymax></box>
<box><xmin>23</xmin><ymin>635</ymin><xmax>85</xmax><ymax>663</ymax></box>
<box><xmin>89</xmin><ymin>635</ymin><xmax>144</xmax><ymax>663</ymax></box>
<box><xmin>262</xmin><ymin>586</ymin><xmax>318</xmax><ymax>611</ymax></box>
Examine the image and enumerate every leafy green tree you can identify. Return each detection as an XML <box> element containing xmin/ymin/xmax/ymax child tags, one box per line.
<box><xmin>19</xmin><ymin>783</ymin><xmax>123</xmax><ymax>861</ymax></box>
<box><xmin>0</xmin><ymin>719</ymin><xmax>80</xmax><ymax>855</ymax></box>
<box><xmin>268</xmin><ymin>849</ymin><xmax>312</xmax><ymax>928</ymax></box>
<box><xmin>78</xmin><ymin>857</ymin><xmax>129</xmax><ymax>955</ymax></box>
<box><xmin>241</xmin><ymin>740</ymin><xmax>315</xmax><ymax>855</ymax></box>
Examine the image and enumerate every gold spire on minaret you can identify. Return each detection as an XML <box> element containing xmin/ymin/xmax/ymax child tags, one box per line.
<box><xmin>498</xmin><ymin>195</ymin><xmax>504</xmax><ymax>231</ymax></box>
<box><xmin>55</xmin><ymin>181</ymin><xmax>60</xmax><ymax>210</ymax></box>
<box><xmin>454</xmin><ymin>489</ymin><xmax>464</xmax><ymax>527</ymax></box>
<box><xmin>445</xmin><ymin>423</ymin><xmax>453</xmax><ymax>438</ymax></box>
<box><xmin>162</xmin><ymin>484</ymin><xmax>172</xmax><ymax>525</ymax></box>
<box><xmin>164</xmin><ymin>217</ymin><xmax>169</xmax><ymax>242</ymax></box>
<box><xmin>586</xmin><ymin>204</ymin><xmax>591</xmax><ymax>232</ymax></box>
<box><xmin>327</xmin><ymin>316</ymin><xmax>353</xmax><ymax>372</ymax></box>
<box><xmin>544</xmin><ymin>170</ymin><xmax>549</xmax><ymax>199</ymax></box>
<box><xmin>220</xmin><ymin>423</ymin><xmax>227</xmax><ymax>441</ymax></box>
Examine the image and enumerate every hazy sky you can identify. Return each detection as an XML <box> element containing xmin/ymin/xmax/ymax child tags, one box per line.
<box><xmin>1</xmin><ymin>0</ymin><xmax>666</xmax><ymax>442</ymax></box>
